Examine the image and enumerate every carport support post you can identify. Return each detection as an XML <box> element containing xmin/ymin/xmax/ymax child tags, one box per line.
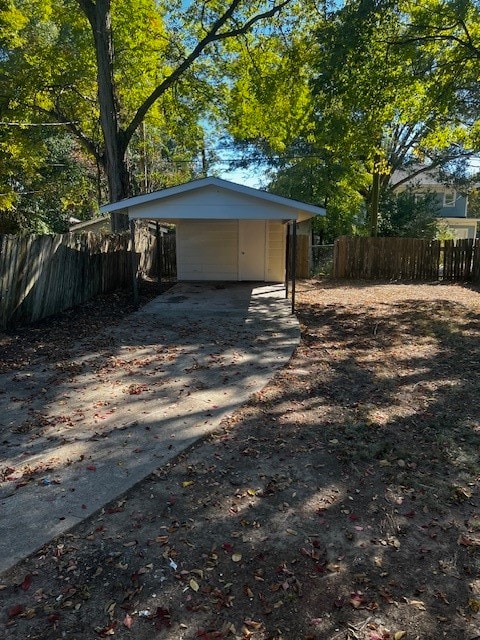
<box><xmin>130</xmin><ymin>219</ymin><xmax>139</xmax><ymax>307</ymax></box>
<box><xmin>285</xmin><ymin>227</ymin><xmax>290</xmax><ymax>299</ymax></box>
<box><xmin>291</xmin><ymin>220</ymin><xmax>297</xmax><ymax>315</ymax></box>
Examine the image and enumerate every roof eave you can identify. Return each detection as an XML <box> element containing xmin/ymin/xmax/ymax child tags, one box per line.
<box><xmin>100</xmin><ymin>177</ymin><xmax>326</xmax><ymax>218</ymax></box>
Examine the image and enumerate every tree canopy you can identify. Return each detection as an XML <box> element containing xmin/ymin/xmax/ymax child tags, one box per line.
<box><xmin>1</xmin><ymin>0</ymin><xmax>295</xmax><ymax>231</ymax></box>
<box><xmin>223</xmin><ymin>0</ymin><xmax>480</xmax><ymax>238</ymax></box>
<box><xmin>2</xmin><ymin>0</ymin><xmax>480</xmax><ymax>235</ymax></box>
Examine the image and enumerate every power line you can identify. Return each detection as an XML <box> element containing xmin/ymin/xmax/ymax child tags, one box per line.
<box><xmin>0</xmin><ymin>121</ymin><xmax>78</xmax><ymax>127</ymax></box>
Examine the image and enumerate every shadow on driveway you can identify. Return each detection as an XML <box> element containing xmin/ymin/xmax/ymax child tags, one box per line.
<box><xmin>0</xmin><ymin>282</ymin><xmax>299</xmax><ymax>574</ymax></box>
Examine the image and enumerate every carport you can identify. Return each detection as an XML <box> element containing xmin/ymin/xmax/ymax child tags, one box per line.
<box><xmin>100</xmin><ymin>177</ymin><xmax>326</xmax><ymax>310</ymax></box>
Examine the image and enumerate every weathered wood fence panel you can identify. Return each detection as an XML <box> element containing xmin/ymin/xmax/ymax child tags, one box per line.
<box><xmin>0</xmin><ymin>226</ymin><xmax>175</xmax><ymax>329</ymax></box>
<box><xmin>295</xmin><ymin>235</ymin><xmax>310</xmax><ymax>278</ymax></box>
<box><xmin>334</xmin><ymin>236</ymin><xmax>480</xmax><ymax>283</ymax></box>
<box><xmin>156</xmin><ymin>234</ymin><xmax>177</xmax><ymax>279</ymax></box>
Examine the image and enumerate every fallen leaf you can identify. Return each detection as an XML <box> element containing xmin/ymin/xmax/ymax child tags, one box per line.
<box><xmin>95</xmin><ymin>622</ymin><xmax>117</xmax><ymax>636</ymax></box>
<box><xmin>468</xmin><ymin>598</ymin><xmax>480</xmax><ymax>612</ymax></box>
<box><xmin>408</xmin><ymin>599</ymin><xmax>426</xmax><ymax>610</ymax></box>
<box><xmin>232</xmin><ymin>553</ymin><xmax>242</xmax><ymax>562</ymax></box>
<box><xmin>190</xmin><ymin>578</ymin><xmax>200</xmax><ymax>592</ymax></box>
<box><xmin>394</xmin><ymin>632</ymin><xmax>407</xmax><ymax>640</ymax></box>
<box><xmin>182</xmin><ymin>481</ymin><xmax>194</xmax><ymax>488</ymax></box>
<box><xmin>350</xmin><ymin>591</ymin><xmax>365</xmax><ymax>609</ymax></box>
<box><xmin>152</xmin><ymin>607</ymin><xmax>171</xmax><ymax>630</ymax></box>
<box><xmin>244</xmin><ymin>585</ymin><xmax>254</xmax><ymax>598</ymax></box>
<box><xmin>123</xmin><ymin>613</ymin><xmax>134</xmax><ymax>629</ymax></box>
<box><xmin>244</xmin><ymin>619</ymin><xmax>263</xmax><ymax>629</ymax></box>
<box><xmin>458</xmin><ymin>534</ymin><xmax>480</xmax><ymax>547</ymax></box>
<box><xmin>20</xmin><ymin>574</ymin><xmax>33</xmax><ymax>591</ymax></box>
<box><xmin>8</xmin><ymin>604</ymin><xmax>24</xmax><ymax>618</ymax></box>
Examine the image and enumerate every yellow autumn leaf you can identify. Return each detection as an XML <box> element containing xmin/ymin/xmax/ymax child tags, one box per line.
<box><xmin>182</xmin><ymin>481</ymin><xmax>194</xmax><ymax>488</ymax></box>
<box><xmin>408</xmin><ymin>599</ymin><xmax>426</xmax><ymax>610</ymax></box>
<box><xmin>189</xmin><ymin>578</ymin><xmax>200</xmax><ymax>592</ymax></box>
<box><xmin>394</xmin><ymin>632</ymin><xmax>407</xmax><ymax>640</ymax></box>
<box><xmin>468</xmin><ymin>598</ymin><xmax>480</xmax><ymax>612</ymax></box>
<box><xmin>232</xmin><ymin>553</ymin><xmax>242</xmax><ymax>562</ymax></box>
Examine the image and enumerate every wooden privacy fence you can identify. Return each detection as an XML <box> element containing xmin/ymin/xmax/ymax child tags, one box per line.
<box><xmin>333</xmin><ymin>236</ymin><xmax>480</xmax><ymax>283</ymax></box>
<box><xmin>156</xmin><ymin>234</ymin><xmax>176</xmax><ymax>279</ymax></box>
<box><xmin>0</xmin><ymin>225</ymin><xmax>174</xmax><ymax>329</ymax></box>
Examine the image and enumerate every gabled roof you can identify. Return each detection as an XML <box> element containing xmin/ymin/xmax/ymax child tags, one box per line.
<box><xmin>69</xmin><ymin>216</ymin><xmax>110</xmax><ymax>232</ymax></box>
<box><xmin>391</xmin><ymin>167</ymin><xmax>453</xmax><ymax>190</ymax></box>
<box><xmin>100</xmin><ymin>177</ymin><xmax>326</xmax><ymax>222</ymax></box>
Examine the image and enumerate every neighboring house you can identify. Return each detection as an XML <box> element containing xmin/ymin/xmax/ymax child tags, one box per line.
<box><xmin>391</xmin><ymin>168</ymin><xmax>478</xmax><ymax>240</ymax></box>
<box><xmin>100</xmin><ymin>177</ymin><xmax>326</xmax><ymax>282</ymax></box>
<box><xmin>69</xmin><ymin>216</ymin><xmax>111</xmax><ymax>234</ymax></box>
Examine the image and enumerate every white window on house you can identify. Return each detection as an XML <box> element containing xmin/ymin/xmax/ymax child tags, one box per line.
<box><xmin>443</xmin><ymin>189</ymin><xmax>456</xmax><ymax>207</ymax></box>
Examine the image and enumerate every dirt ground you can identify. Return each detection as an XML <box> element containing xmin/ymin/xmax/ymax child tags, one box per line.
<box><xmin>2</xmin><ymin>279</ymin><xmax>480</xmax><ymax>640</ymax></box>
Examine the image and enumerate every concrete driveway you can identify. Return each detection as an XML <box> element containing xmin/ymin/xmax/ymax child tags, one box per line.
<box><xmin>0</xmin><ymin>282</ymin><xmax>299</xmax><ymax>575</ymax></box>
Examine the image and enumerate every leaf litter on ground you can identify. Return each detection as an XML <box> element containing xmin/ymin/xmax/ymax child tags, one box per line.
<box><xmin>2</xmin><ymin>280</ymin><xmax>480</xmax><ymax>639</ymax></box>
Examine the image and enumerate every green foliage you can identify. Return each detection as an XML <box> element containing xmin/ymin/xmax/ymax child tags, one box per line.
<box><xmin>265</xmin><ymin>146</ymin><xmax>369</xmax><ymax>242</ymax></box>
<box><xmin>1</xmin><ymin>0</ymin><xmax>297</xmax><ymax>230</ymax></box>
<box><xmin>224</xmin><ymin>0</ymin><xmax>480</xmax><ymax>238</ymax></box>
<box><xmin>3</xmin><ymin>0</ymin><xmax>480</xmax><ymax>236</ymax></box>
<box><xmin>435</xmin><ymin>220</ymin><xmax>457</xmax><ymax>241</ymax></box>
<box><xmin>466</xmin><ymin>187</ymin><xmax>480</xmax><ymax>218</ymax></box>
<box><xmin>0</xmin><ymin>130</ymin><xmax>98</xmax><ymax>234</ymax></box>
<box><xmin>378</xmin><ymin>190</ymin><xmax>440</xmax><ymax>238</ymax></box>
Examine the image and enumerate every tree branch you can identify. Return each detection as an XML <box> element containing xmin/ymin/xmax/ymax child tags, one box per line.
<box><xmin>392</xmin><ymin>30</ymin><xmax>480</xmax><ymax>61</ymax></box>
<box><xmin>35</xmin><ymin>105</ymin><xmax>102</xmax><ymax>163</ymax></box>
<box><xmin>76</xmin><ymin>0</ymin><xmax>96</xmax><ymax>26</ymax></box>
<box><xmin>123</xmin><ymin>0</ymin><xmax>292</xmax><ymax>146</ymax></box>
<box><xmin>391</xmin><ymin>151</ymin><xmax>476</xmax><ymax>190</ymax></box>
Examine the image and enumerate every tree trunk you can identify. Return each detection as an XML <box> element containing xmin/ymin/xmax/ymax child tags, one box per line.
<box><xmin>76</xmin><ymin>0</ymin><xmax>294</xmax><ymax>232</ymax></box>
<box><xmin>78</xmin><ymin>0</ymin><xmax>130</xmax><ymax>231</ymax></box>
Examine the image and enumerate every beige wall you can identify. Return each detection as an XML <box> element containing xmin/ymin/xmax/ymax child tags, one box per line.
<box><xmin>176</xmin><ymin>220</ymin><xmax>238</xmax><ymax>280</ymax></box>
<box><xmin>439</xmin><ymin>218</ymin><xmax>478</xmax><ymax>240</ymax></box>
<box><xmin>266</xmin><ymin>221</ymin><xmax>286</xmax><ymax>282</ymax></box>
<box><xmin>176</xmin><ymin>219</ymin><xmax>287</xmax><ymax>282</ymax></box>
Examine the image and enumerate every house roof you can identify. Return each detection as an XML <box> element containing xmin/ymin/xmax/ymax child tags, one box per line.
<box><xmin>391</xmin><ymin>167</ymin><xmax>454</xmax><ymax>190</ymax></box>
<box><xmin>69</xmin><ymin>216</ymin><xmax>110</xmax><ymax>232</ymax></box>
<box><xmin>100</xmin><ymin>177</ymin><xmax>326</xmax><ymax>223</ymax></box>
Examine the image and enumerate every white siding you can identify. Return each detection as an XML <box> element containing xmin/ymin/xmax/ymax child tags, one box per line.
<box><xmin>177</xmin><ymin>220</ymin><xmax>238</xmax><ymax>280</ymax></box>
<box><xmin>266</xmin><ymin>221</ymin><xmax>286</xmax><ymax>282</ymax></box>
<box><xmin>126</xmin><ymin>184</ymin><xmax>319</xmax><ymax>221</ymax></box>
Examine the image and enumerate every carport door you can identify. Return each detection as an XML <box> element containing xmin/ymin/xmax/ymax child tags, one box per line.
<box><xmin>238</xmin><ymin>220</ymin><xmax>266</xmax><ymax>280</ymax></box>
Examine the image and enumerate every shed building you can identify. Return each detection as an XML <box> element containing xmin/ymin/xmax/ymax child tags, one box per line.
<box><xmin>100</xmin><ymin>177</ymin><xmax>326</xmax><ymax>282</ymax></box>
